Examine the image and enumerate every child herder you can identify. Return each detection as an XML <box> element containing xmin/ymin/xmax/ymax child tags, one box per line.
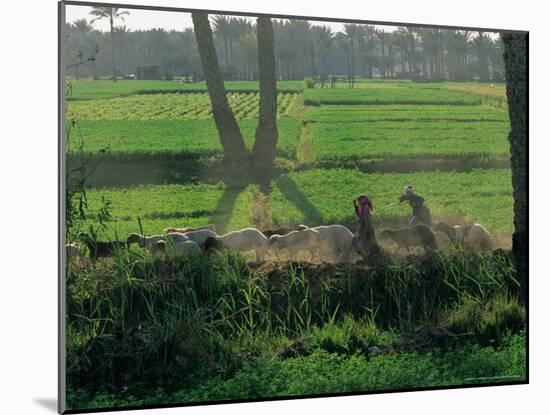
<box><xmin>352</xmin><ymin>194</ymin><xmax>378</xmax><ymax>254</ymax></box>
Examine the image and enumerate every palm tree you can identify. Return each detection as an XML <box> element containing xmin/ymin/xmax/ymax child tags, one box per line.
<box><xmin>445</xmin><ymin>30</ymin><xmax>472</xmax><ymax>81</ymax></box>
<box><xmin>89</xmin><ymin>7</ymin><xmax>129</xmax><ymax>81</ymax></box>
<box><xmin>251</xmin><ymin>17</ymin><xmax>278</xmax><ymax>171</ymax></box>
<box><xmin>311</xmin><ymin>25</ymin><xmax>334</xmax><ymax>84</ymax></box>
<box><xmin>192</xmin><ymin>13</ymin><xmax>249</xmax><ymax>167</ymax></box>
<box><xmin>418</xmin><ymin>28</ymin><xmax>441</xmax><ymax>80</ymax></box>
<box><xmin>343</xmin><ymin>24</ymin><xmax>359</xmax><ymax>87</ymax></box>
<box><xmin>70</xmin><ymin>18</ymin><xmax>94</xmax><ymax>79</ymax></box>
<box><xmin>471</xmin><ymin>31</ymin><xmax>492</xmax><ymax>82</ymax></box>
<box><xmin>239</xmin><ymin>32</ymin><xmax>258</xmax><ymax>80</ymax></box>
<box><xmin>212</xmin><ymin>15</ymin><xmax>232</xmax><ymax>67</ymax></box>
<box><xmin>397</xmin><ymin>27</ymin><xmax>417</xmax><ymax>79</ymax></box>
<box><xmin>335</xmin><ymin>32</ymin><xmax>350</xmax><ymax>83</ymax></box>
<box><xmin>392</xmin><ymin>29</ymin><xmax>409</xmax><ymax>75</ymax></box>
<box><xmin>502</xmin><ymin>33</ymin><xmax>527</xmax><ymax>305</ymax></box>
<box><xmin>113</xmin><ymin>25</ymin><xmax>131</xmax><ymax>76</ymax></box>
<box><xmin>375</xmin><ymin>29</ymin><xmax>389</xmax><ymax>78</ymax></box>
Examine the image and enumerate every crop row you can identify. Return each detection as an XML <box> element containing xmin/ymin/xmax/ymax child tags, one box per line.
<box><xmin>68</xmin><ymin>92</ymin><xmax>302</xmax><ymax>120</ymax></box>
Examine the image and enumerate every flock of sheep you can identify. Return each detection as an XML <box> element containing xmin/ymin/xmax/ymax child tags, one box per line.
<box><xmin>67</xmin><ymin>220</ymin><xmax>495</xmax><ymax>263</ymax></box>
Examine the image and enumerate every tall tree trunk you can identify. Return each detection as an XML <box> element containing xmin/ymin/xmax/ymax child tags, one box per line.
<box><xmin>388</xmin><ymin>44</ymin><xmax>394</xmax><ymax>77</ymax></box>
<box><xmin>252</xmin><ymin>17</ymin><xmax>278</xmax><ymax>171</ymax></box>
<box><xmin>110</xmin><ymin>18</ymin><xmax>116</xmax><ymax>81</ymax></box>
<box><xmin>502</xmin><ymin>33</ymin><xmax>528</xmax><ymax>305</ymax></box>
<box><xmin>192</xmin><ymin>13</ymin><xmax>249</xmax><ymax>166</ymax></box>
<box><xmin>410</xmin><ymin>34</ymin><xmax>416</xmax><ymax>79</ymax></box>
<box><xmin>380</xmin><ymin>41</ymin><xmax>386</xmax><ymax>78</ymax></box>
<box><xmin>228</xmin><ymin>37</ymin><xmax>233</xmax><ymax>67</ymax></box>
<box><xmin>349</xmin><ymin>38</ymin><xmax>355</xmax><ymax>88</ymax></box>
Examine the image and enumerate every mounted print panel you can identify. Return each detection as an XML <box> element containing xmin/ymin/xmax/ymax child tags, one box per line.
<box><xmin>59</xmin><ymin>1</ymin><xmax>528</xmax><ymax>413</ymax></box>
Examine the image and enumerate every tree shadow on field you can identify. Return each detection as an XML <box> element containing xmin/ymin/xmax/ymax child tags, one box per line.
<box><xmin>209</xmin><ymin>181</ymin><xmax>249</xmax><ymax>234</ymax></box>
<box><xmin>208</xmin><ymin>172</ymin><xmax>324</xmax><ymax>233</ymax></box>
<box><xmin>275</xmin><ymin>174</ymin><xmax>323</xmax><ymax>225</ymax></box>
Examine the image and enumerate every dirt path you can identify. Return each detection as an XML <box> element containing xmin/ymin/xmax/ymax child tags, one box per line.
<box><xmin>297</xmin><ymin>122</ymin><xmax>315</xmax><ymax>165</ymax></box>
<box><xmin>251</xmin><ymin>189</ymin><xmax>271</xmax><ymax>231</ymax></box>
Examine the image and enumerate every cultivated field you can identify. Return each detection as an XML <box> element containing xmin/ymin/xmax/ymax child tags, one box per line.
<box><xmin>67</xmin><ymin>77</ymin><xmax>513</xmax><ymax>244</ymax></box>
<box><xmin>65</xmin><ymin>77</ymin><xmax>522</xmax><ymax>410</ymax></box>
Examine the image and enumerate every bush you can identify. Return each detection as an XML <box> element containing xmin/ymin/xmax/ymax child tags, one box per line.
<box><xmin>305</xmin><ymin>78</ymin><xmax>315</xmax><ymax>89</ymax></box>
<box><xmin>444</xmin><ymin>296</ymin><xmax>525</xmax><ymax>345</ymax></box>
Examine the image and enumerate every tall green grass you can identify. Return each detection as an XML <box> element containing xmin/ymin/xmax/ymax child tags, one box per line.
<box><xmin>66</xmin><ymin>249</ymin><xmax>521</xmax><ymax>390</ymax></box>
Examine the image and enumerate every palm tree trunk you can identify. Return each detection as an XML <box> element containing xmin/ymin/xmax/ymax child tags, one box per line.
<box><xmin>252</xmin><ymin>17</ymin><xmax>278</xmax><ymax>171</ymax></box>
<box><xmin>110</xmin><ymin>18</ymin><xmax>116</xmax><ymax>81</ymax></box>
<box><xmin>502</xmin><ymin>33</ymin><xmax>528</xmax><ymax>305</ymax></box>
<box><xmin>349</xmin><ymin>38</ymin><xmax>355</xmax><ymax>88</ymax></box>
<box><xmin>192</xmin><ymin>13</ymin><xmax>249</xmax><ymax>166</ymax></box>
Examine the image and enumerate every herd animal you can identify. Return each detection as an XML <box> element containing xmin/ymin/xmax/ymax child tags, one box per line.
<box><xmin>434</xmin><ymin>222</ymin><xmax>494</xmax><ymax>251</ymax></box>
<box><xmin>67</xmin><ymin>218</ymin><xmax>497</xmax><ymax>263</ymax></box>
<box><xmin>379</xmin><ymin>225</ymin><xmax>437</xmax><ymax>254</ymax></box>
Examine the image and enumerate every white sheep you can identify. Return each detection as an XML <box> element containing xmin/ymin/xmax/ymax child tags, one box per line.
<box><xmin>163</xmin><ymin>224</ymin><xmax>216</xmax><ymax>234</ymax></box>
<box><xmin>270</xmin><ymin>229</ymin><xmax>322</xmax><ymax>261</ymax></box>
<box><xmin>126</xmin><ymin>232</ymin><xmax>188</xmax><ymax>250</ymax></box>
<box><xmin>205</xmin><ymin>228</ymin><xmax>270</xmax><ymax>262</ymax></box>
<box><xmin>434</xmin><ymin>222</ymin><xmax>494</xmax><ymax>251</ymax></box>
<box><xmin>156</xmin><ymin>239</ymin><xmax>202</xmax><ymax>256</ymax></box>
<box><xmin>309</xmin><ymin>224</ymin><xmax>354</xmax><ymax>262</ymax></box>
<box><xmin>177</xmin><ymin>229</ymin><xmax>218</xmax><ymax>249</ymax></box>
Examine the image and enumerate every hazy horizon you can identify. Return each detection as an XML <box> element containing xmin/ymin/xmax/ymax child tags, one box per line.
<box><xmin>66</xmin><ymin>4</ymin><xmax>404</xmax><ymax>34</ymax></box>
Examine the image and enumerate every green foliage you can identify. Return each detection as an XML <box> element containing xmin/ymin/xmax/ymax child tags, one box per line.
<box><xmin>305</xmin><ymin>77</ymin><xmax>315</xmax><ymax>89</ymax></box>
<box><xmin>67</xmin><ymin>332</ymin><xmax>526</xmax><ymax>409</ymax></box>
<box><xmin>443</xmin><ymin>296</ymin><xmax>525</xmax><ymax>345</ymax></box>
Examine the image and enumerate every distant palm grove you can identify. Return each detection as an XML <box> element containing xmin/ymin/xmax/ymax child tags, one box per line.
<box><xmin>65</xmin><ymin>14</ymin><xmax>504</xmax><ymax>82</ymax></box>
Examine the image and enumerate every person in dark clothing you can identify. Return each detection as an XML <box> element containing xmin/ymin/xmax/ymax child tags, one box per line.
<box><xmin>399</xmin><ymin>185</ymin><xmax>432</xmax><ymax>227</ymax></box>
<box><xmin>352</xmin><ymin>194</ymin><xmax>379</xmax><ymax>255</ymax></box>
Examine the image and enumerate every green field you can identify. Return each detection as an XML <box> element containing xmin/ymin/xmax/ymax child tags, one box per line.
<box><xmin>271</xmin><ymin>169</ymin><xmax>514</xmax><ymax>233</ymax></box>
<box><xmin>69</xmin><ymin>92</ymin><xmax>303</xmax><ymax>120</ymax></box>
<box><xmin>74</xmin><ymin>118</ymin><xmax>302</xmax><ymax>158</ymax></box>
<box><xmin>67</xmin><ymin>79</ymin><xmax>510</xmax><ymax>165</ymax></box>
<box><xmin>309</xmin><ymin>120</ymin><xmax>510</xmax><ymax>161</ymax></box>
<box><xmin>82</xmin><ymin>168</ymin><xmax>513</xmax><ymax>240</ymax></box>
<box><xmin>65</xmin><ymin>54</ymin><xmax>522</xmax><ymax>412</ymax></box>
<box><xmin>83</xmin><ymin>183</ymin><xmax>257</xmax><ymax>237</ymax></box>
<box><xmin>304</xmin><ymin>85</ymin><xmax>484</xmax><ymax>106</ymax></box>
<box><xmin>304</xmin><ymin>104</ymin><xmax>509</xmax><ymax>123</ymax></box>
<box><xmin>67</xmin><ymin>78</ymin><xmax>514</xmax><ymax>240</ymax></box>
<box><xmin>67</xmin><ymin>79</ymin><xmax>305</xmax><ymax>100</ymax></box>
